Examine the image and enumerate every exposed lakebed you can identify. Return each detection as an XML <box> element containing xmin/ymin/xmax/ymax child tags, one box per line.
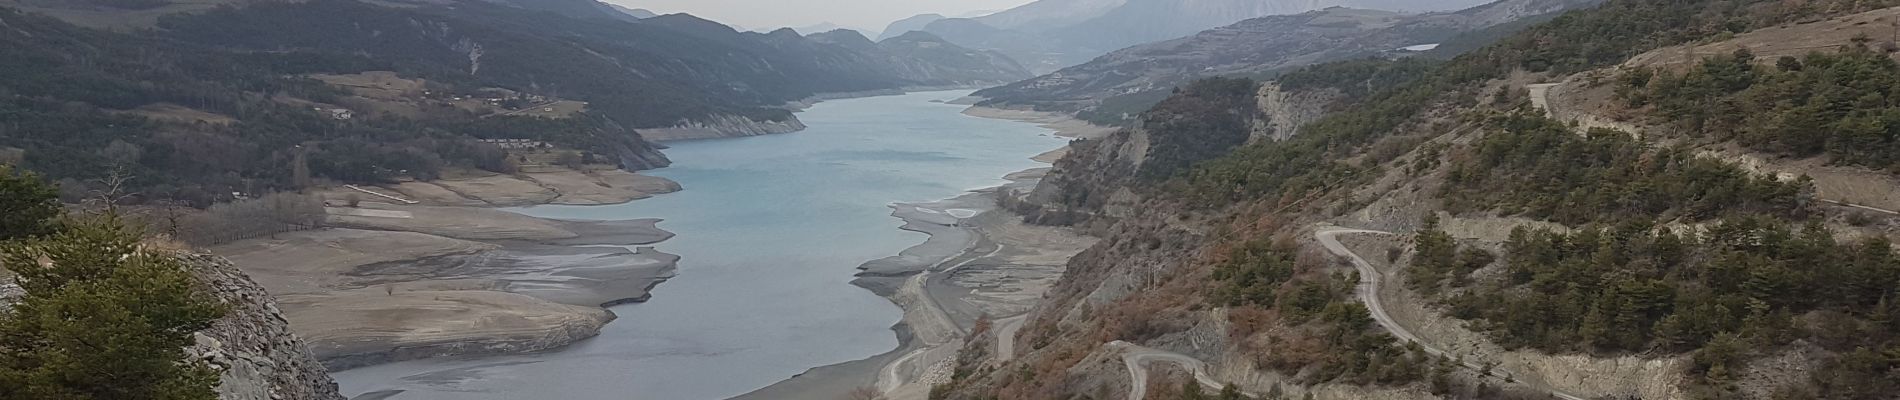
<box><xmin>332</xmin><ymin>91</ymin><xmax>1069</xmax><ymax>399</ymax></box>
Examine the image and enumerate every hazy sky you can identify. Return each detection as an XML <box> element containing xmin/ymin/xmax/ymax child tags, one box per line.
<box><xmin>605</xmin><ymin>0</ymin><xmax>1035</xmax><ymax>32</ymax></box>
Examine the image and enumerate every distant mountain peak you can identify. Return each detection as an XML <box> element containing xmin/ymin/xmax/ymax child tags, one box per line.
<box><xmin>607</xmin><ymin>4</ymin><xmax>657</xmax><ymax>19</ymax></box>
<box><xmin>877</xmin><ymin>13</ymin><xmax>948</xmax><ymax>41</ymax></box>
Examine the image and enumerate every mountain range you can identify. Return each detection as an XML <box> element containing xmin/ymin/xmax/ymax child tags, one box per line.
<box><xmin>0</xmin><ymin>0</ymin><xmax>1031</xmax><ymax>204</ymax></box>
<box><xmin>883</xmin><ymin>0</ymin><xmax>1498</xmax><ymax>73</ymax></box>
<box><xmin>972</xmin><ymin>0</ymin><xmax>1600</xmax><ymax>123</ymax></box>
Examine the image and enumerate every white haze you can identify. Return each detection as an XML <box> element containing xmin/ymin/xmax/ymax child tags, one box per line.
<box><xmin>606</xmin><ymin>0</ymin><xmax>1037</xmax><ymax>34</ymax></box>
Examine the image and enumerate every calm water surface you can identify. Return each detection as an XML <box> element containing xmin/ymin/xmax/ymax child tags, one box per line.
<box><xmin>332</xmin><ymin>91</ymin><xmax>1067</xmax><ymax>399</ymax></box>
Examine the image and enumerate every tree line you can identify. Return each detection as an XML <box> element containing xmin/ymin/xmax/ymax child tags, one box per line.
<box><xmin>0</xmin><ymin>166</ymin><xmax>226</xmax><ymax>399</ymax></box>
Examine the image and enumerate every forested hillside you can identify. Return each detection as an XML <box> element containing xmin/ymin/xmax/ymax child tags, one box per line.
<box><xmin>939</xmin><ymin>0</ymin><xmax>1900</xmax><ymax>399</ymax></box>
<box><xmin>0</xmin><ymin>0</ymin><xmax>1030</xmax><ymax>206</ymax></box>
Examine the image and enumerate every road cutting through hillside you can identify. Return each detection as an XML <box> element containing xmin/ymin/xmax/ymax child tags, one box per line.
<box><xmin>1110</xmin><ymin>226</ymin><xmax>1588</xmax><ymax>400</ymax></box>
<box><xmin>1315</xmin><ymin>226</ymin><xmax>1587</xmax><ymax>400</ymax></box>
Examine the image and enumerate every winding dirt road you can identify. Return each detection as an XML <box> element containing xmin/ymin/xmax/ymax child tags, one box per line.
<box><xmin>1315</xmin><ymin>226</ymin><xmax>1586</xmax><ymax>400</ymax></box>
<box><xmin>1110</xmin><ymin>226</ymin><xmax>1589</xmax><ymax>400</ymax></box>
<box><xmin>1112</xmin><ymin>341</ymin><xmax>1244</xmax><ymax>400</ymax></box>
<box><xmin>877</xmin><ymin>241</ymin><xmax>1000</xmax><ymax>394</ymax></box>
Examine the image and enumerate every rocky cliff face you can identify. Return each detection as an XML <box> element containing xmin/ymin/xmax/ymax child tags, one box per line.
<box><xmin>0</xmin><ymin>255</ymin><xmax>345</xmax><ymax>400</ymax></box>
<box><xmin>1010</xmin><ymin>79</ymin><xmax>1297</xmax><ymax>229</ymax></box>
<box><xmin>179</xmin><ymin>254</ymin><xmax>346</xmax><ymax>400</ymax></box>
<box><xmin>1253</xmin><ymin>82</ymin><xmax>1341</xmax><ymax>142</ymax></box>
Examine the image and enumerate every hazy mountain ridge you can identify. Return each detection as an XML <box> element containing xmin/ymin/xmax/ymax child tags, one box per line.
<box><xmin>911</xmin><ymin>0</ymin><xmax>1499</xmax><ymax>75</ymax></box>
<box><xmin>973</xmin><ymin>0</ymin><xmax>1601</xmax><ymax>124</ymax></box>
<box><xmin>877</xmin><ymin>13</ymin><xmax>946</xmax><ymax>41</ymax></box>
<box><xmin>802</xmin><ymin>29</ymin><xmax>1034</xmax><ymax>87</ymax></box>
<box><xmin>0</xmin><ymin>0</ymin><xmax>1030</xmax><ymax>202</ymax></box>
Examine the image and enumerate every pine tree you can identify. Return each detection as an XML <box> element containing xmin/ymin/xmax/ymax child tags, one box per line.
<box><xmin>0</xmin><ymin>166</ymin><xmax>60</xmax><ymax>241</ymax></box>
<box><xmin>1218</xmin><ymin>384</ymin><xmax>1244</xmax><ymax>400</ymax></box>
<box><xmin>0</xmin><ymin>215</ymin><xmax>227</xmax><ymax>400</ymax></box>
<box><xmin>1182</xmin><ymin>381</ymin><xmax>1206</xmax><ymax>400</ymax></box>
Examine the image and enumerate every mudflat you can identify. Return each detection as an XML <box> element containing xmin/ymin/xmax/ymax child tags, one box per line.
<box><xmin>213</xmin><ymin>168</ymin><xmax>680</xmax><ymax>371</ymax></box>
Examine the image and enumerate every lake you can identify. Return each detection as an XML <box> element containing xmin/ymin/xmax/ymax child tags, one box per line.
<box><xmin>331</xmin><ymin>91</ymin><xmax>1067</xmax><ymax>400</ymax></box>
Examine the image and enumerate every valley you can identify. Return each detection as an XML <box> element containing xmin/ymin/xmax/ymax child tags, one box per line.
<box><xmin>4</xmin><ymin>0</ymin><xmax>1900</xmax><ymax>400</ymax></box>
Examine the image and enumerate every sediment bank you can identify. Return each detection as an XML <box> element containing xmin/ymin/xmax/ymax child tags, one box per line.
<box><xmin>213</xmin><ymin>167</ymin><xmax>682</xmax><ymax>370</ymax></box>
<box><xmin>732</xmin><ymin>109</ymin><xmax>1107</xmax><ymax>400</ymax></box>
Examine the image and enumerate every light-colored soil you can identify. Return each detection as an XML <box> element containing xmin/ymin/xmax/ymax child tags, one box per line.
<box><xmin>325</xmin><ymin>203</ymin><xmax>578</xmax><ymax>242</ymax></box>
<box><xmin>122</xmin><ymin>103</ymin><xmax>237</xmax><ymax>125</ymax></box>
<box><xmin>308</xmin><ymin>72</ymin><xmax>423</xmax><ymax>100</ymax></box>
<box><xmin>369</xmin><ymin>169</ymin><xmax>678</xmax><ymax>207</ymax></box>
<box><xmin>496</xmin><ymin>100</ymin><xmax>586</xmax><ymax>118</ymax></box>
<box><xmin>216</xmin><ymin>221</ymin><xmax>677</xmax><ymax>370</ymax></box>
<box><xmin>212</xmin><ymin>228</ymin><xmax>494</xmax><ymax>295</ymax></box>
<box><xmin>424</xmin><ymin>174</ymin><xmax>562</xmax><ymax>206</ymax></box>
<box><xmin>280</xmin><ymin>288</ymin><xmax>614</xmax><ymax>369</ymax></box>
<box><xmin>379</xmin><ymin>181</ymin><xmax>489</xmax><ymax>206</ymax></box>
<box><xmin>218</xmin><ymin>166</ymin><xmax>681</xmax><ymax>371</ymax></box>
<box><xmin>1628</xmin><ymin>7</ymin><xmax>1900</xmax><ymax>70</ymax></box>
<box><xmin>962</xmin><ymin>106</ymin><xmax>1118</xmax><ymax>140</ymax></box>
<box><xmin>524</xmin><ymin>169</ymin><xmax>681</xmax><ymax>205</ymax></box>
<box><xmin>962</xmin><ymin>107</ymin><xmax>1114</xmax><ymax>163</ymax></box>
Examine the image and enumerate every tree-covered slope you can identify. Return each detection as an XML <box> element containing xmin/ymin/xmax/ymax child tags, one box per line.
<box><xmin>0</xmin><ymin>0</ymin><xmax>1030</xmax><ymax>205</ymax></box>
<box><xmin>938</xmin><ymin>1</ymin><xmax>1900</xmax><ymax>399</ymax></box>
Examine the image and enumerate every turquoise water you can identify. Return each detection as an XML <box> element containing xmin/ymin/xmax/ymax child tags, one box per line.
<box><xmin>331</xmin><ymin>91</ymin><xmax>1067</xmax><ymax>399</ymax></box>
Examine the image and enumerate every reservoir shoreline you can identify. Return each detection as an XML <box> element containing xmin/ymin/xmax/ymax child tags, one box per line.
<box><xmin>211</xmin><ymin>90</ymin><xmax>964</xmax><ymax>372</ymax></box>
<box><xmin>319</xmin><ymin>91</ymin><xmax>1097</xmax><ymax>399</ymax></box>
<box><xmin>732</xmin><ymin>105</ymin><xmax>1113</xmax><ymax>400</ymax></box>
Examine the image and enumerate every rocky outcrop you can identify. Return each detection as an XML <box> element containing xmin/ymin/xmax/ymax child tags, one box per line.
<box><xmin>1010</xmin><ymin>79</ymin><xmax>1259</xmax><ymax>230</ymax></box>
<box><xmin>0</xmin><ymin>279</ymin><xmax>21</xmax><ymax>309</ymax></box>
<box><xmin>1252</xmin><ymin>82</ymin><xmax>1341</xmax><ymax>142</ymax></box>
<box><xmin>179</xmin><ymin>254</ymin><xmax>347</xmax><ymax>400</ymax></box>
<box><xmin>6</xmin><ymin>254</ymin><xmax>352</xmax><ymax>400</ymax></box>
<box><xmin>635</xmin><ymin>114</ymin><xmax>809</xmax><ymax>142</ymax></box>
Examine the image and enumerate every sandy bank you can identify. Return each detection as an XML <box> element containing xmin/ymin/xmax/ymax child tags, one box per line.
<box><xmin>282</xmin><ymin>289</ymin><xmax>616</xmax><ymax>371</ymax></box>
<box><xmin>336</xmin><ymin>168</ymin><xmax>681</xmax><ymax>208</ymax></box>
<box><xmin>217</xmin><ymin>167</ymin><xmax>682</xmax><ymax>371</ymax></box>
<box><xmin>326</xmin><ymin>202</ymin><xmax>671</xmax><ymax>245</ymax></box>
<box><xmin>960</xmin><ymin>107</ymin><xmax>1116</xmax><ymax>140</ymax></box>
<box><xmin>961</xmin><ymin>106</ymin><xmax>1116</xmax><ymax>163</ymax></box>
<box><xmin>215</xmin><ymin>222</ymin><xmax>679</xmax><ymax>370</ymax></box>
